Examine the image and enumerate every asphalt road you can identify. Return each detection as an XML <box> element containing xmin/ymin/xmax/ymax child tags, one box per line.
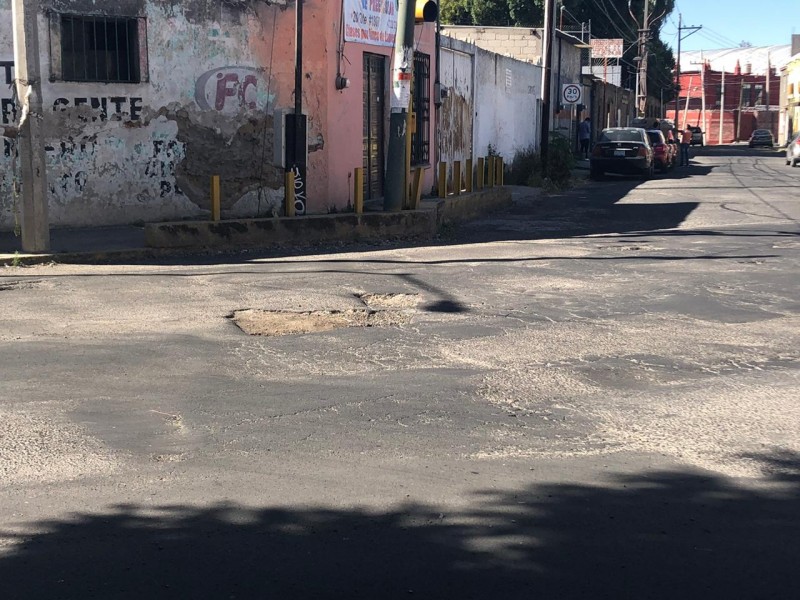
<box><xmin>1</xmin><ymin>145</ymin><xmax>799</xmax><ymax>599</ymax></box>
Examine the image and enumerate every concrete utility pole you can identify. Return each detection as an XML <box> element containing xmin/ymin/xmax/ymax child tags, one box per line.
<box><xmin>12</xmin><ymin>0</ymin><xmax>50</xmax><ymax>252</ymax></box>
<box><xmin>540</xmin><ymin>0</ymin><xmax>556</xmax><ymax>164</ymax></box>
<box><xmin>674</xmin><ymin>14</ymin><xmax>702</xmax><ymax>127</ymax></box>
<box><xmin>718</xmin><ymin>67</ymin><xmax>725</xmax><ymax>145</ymax></box>
<box><xmin>384</xmin><ymin>0</ymin><xmax>416</xmax><ymax>212</ymax></box>
<box><xmin>700</xmin><ymin>51</ymin><xmax>706</xmax><ymax>131</ymax></box>
<box><xmin>637</xmin><ymin>0</ymin><xmax>650</xmax><ymax>117</ymax></box>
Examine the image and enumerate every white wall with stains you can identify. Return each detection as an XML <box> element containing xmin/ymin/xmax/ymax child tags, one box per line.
<box><xmin>439</xmin><ymin>35</ymin><xmax>542</xmax><ymax>168</ymax></box>
<box><xmin>1</xmin><ymin>0</ymin><xmax>294</xmax><ymax>230</ymax></box>
<box><xmin>473</xmin><ymin>45</ymin><xmax>542</xmax><ymax>161</ymax></box>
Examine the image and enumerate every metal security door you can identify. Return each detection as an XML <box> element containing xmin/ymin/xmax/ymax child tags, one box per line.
<box><xmin>363</xmin><ymin>53</ymin><xmax>385</xmax><ymax>199</ymax></box>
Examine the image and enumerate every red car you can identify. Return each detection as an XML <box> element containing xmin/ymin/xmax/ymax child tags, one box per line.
<box><xmin>646</xmin><ymin>129</ymin><xmax>675</xmax><ymax>172</ymax></box>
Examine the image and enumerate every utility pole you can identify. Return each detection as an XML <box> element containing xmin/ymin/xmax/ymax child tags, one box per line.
<box><xmin>285</xmin><ymin>0</ymin><xmax>307</xmax><ymax>215</ymax></box>
<box><xmin>674</xmin><ymin>14</ymin><xmax>702</xmax><ymax>127</ymax></box>
<box><xmin>700</xmin><ymin>51</ymin><xmax>706</xmax><ymax>131</ymax></box>
<box><xmin>12</xmin><ymin>0</ymin><xmax>49</xmax><ymax>252</ymax></box>
<box><xmin>637</xmin><ymin>0</ymin><xmax>650</xmax><ymax>117</ymax></box>
<box><xmin>384</xmin><ymin>0</ymin><xmax>416</xmax><ymax>212</ymax></box>
<box><xmin>718</xmin><ymin>67</ymin><xmax>725</xmax><ymax>145</ymax></box>
<box><xmin>766</xmin><ymin>52</ymin><xmax>771</xmax><ymax>135</ymax></box>
<box><xmin>540</xmin><ymin>0</ymin><xmax>556</xmax><ymax>164</ymax></box>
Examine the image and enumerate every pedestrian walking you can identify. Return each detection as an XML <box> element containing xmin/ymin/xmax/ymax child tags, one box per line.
<box><xmin>680</xmin><ymin>127</ymin><xmax>692</xmax><ymax>166</ymax></box>
<box><xmin>579</xmin><ymin>117</ymin><xmax>591</xmax><ymax>159</ymax></box>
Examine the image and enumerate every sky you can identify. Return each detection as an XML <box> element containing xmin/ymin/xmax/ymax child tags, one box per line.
<box><xmin>661</xmin><ymin>0</ymin><xmax>800</xmax><ymax>51</ymax></box>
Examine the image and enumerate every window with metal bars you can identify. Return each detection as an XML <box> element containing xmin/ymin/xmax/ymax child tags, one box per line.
<box><xmin>60</xmin><ymin>15</ymin><xmax>141</xmax><ymax>83</ymax></box>
<box><xmin>411</xmin><ymin>52</ymin><xmax>430</xmax><ymax>166</ymax></box>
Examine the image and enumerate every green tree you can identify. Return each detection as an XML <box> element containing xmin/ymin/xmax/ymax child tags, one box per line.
<box><xmin>440</xmin><ymin>0</ymin><xmax>472</xmax><ymax>25</ymax></box>
<box><xmin>470</xmin><ymin>0</ymin><xmax>513</xmax><ymax>26</ymax></box>
<box><xmin>440</xmin><ymin>0</ymin><xmax>543</xmax><ymax>27</ymax></box>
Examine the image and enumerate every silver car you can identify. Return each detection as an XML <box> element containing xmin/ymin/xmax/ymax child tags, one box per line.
<box><xmin>787</xmin><ymin>132</ymin><xmax>800</xmax><ymax>167</ymax></box>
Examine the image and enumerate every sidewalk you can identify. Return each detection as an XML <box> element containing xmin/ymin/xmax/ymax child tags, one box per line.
<box><xmin>0</xmin><ymin>225</ymin><xmax>147</xmax><ymax>265</ymax></box>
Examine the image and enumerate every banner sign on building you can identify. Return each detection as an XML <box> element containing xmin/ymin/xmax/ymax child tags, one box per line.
<box><xmin>590</xmin><ymin>38</ymin><xmax>624</xmax><ymax>59</ymax></box>
<box><xmin>344</xmin><ymin>0</ymin><xmax>399</xmax><ymax>48</ymax></box>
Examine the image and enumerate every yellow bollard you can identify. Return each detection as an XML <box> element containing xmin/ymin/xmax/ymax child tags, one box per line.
<box><xmin>465</xmin><ymin>158</ymin><xmax>473</xmax><ymax>193</ymax></box>
<box><xmin>477</xmin><ymin>157</ymin><xmax>485</xmax><ymax>189</ymax></box>
<box><xmin>411</xmin><ymin>167</ymin><xmax>424</xmax><ymax>209</ymax></box>
<box><xmin>497</xmin><ymin>157</ymin><xmax>504</xmax><ymax>186</ymax></box>
<box><xmin>453</xmin><ymin>160</ymin><xmax>462</xmax><ymax>196</ymax></box>
<box><xmin>438</xmin><ymin>161</ymin><xmax>448</xmax><ymax>198</ymax></box>
<box><xmin>284</xmin><ymin>170</ymin><xmax>296</xmax><ymax>217</ymax></box>
<box><xmin>487</xmin><ymin>156</ymin><xmax>495</xmax><ymax>187</ymax></box>
<box><xmin>353</xmin><ymin>167</ymin><xmax>364</xmax><ymax>214</ymax></box>
<box><xmin>210</xmin><ymin>175</ymin><xmax>221</xmax><ymax>221</ymax></box>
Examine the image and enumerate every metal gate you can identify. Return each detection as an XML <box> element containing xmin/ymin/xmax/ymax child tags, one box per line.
<box><xmin>363</xmin><ymin>53</ymin><xmax>385</xmax><ymax>200</ymax></box>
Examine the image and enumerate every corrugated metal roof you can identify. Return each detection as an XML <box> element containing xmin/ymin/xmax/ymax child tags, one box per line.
<box><xmin>679</xmin><ymin>45</ymin><xmax>792</xmax><ymax>75</ymax></box>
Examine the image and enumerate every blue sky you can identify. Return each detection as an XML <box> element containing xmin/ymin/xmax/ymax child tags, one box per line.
<box><xmin>661</xmin><ymin>0</ymin><xmax>800</xmax><ymax>51</ymax></box>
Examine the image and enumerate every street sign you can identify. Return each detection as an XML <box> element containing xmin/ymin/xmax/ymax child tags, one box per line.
<box><xmin>562</xmin><ymin>84</ymin><xmax>582</xmax><ymax>105</ymax></box>
<box><xmin>590</xmin><ymin>38</ymin><xmax>624</xmax><ymax>59</ymax></box>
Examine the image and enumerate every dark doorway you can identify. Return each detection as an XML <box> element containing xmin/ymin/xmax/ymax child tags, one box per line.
<box><xmin>363</xmin><ymin>53</ymin><xmax>385</xmax><ymax>200</ymax></box>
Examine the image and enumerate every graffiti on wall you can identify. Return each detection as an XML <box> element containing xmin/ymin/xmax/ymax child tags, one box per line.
<box><xmin>194</xmin><ymin>66</ymin><xmax>276</xmax><ymax>113</ymax></box>
<box><xmin>52</xmin><ymin>96</ymin><xmax>143</xmax><ymax>122</ymax></box>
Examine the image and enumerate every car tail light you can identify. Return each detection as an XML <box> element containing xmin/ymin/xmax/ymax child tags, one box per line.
<box><xmin>654</xmin><ymin>144</ymin><xmax>665</xmax><ymax>154</ymax></box>
<box><xmin>591</xmin><ymin>145</ymin><xmax>603</xmax><ymax>157</ymax></box>
<box><xmin>638</xmin><ymin>145</ymin><xmax>648</xmax><ymax>157</ymax></box>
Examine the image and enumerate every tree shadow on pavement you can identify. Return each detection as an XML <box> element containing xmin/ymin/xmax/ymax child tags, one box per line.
<box><xmin>1</xmin><ymin>451</ymin><xmax>798</xmax><ymax>600</ymax></box>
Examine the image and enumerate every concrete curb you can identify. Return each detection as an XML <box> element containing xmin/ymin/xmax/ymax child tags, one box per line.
<box><xmin>145</xmin><ymin>187</ymin><xmax>512</xmax><ymax>251</ymax></box>
<box><xmin>1</xmin><ymin>187</ymin><xmax>512</xmax><ymax>265</ymax></box>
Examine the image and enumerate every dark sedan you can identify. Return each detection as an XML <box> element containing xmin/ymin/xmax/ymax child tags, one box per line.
<box><xmin>590</xmin><ymin>127</ymin><xmax>654</xmax><ymax>180</ymax></box>
<box><xmin>749</xmin><ymin>129</ymin><xmax>775</xmax><ymax>148</ymax></box>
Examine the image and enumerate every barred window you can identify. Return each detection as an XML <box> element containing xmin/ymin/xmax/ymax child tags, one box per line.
<box><xmin>60</xmin><ymin>15</ymin><xmax>143</xmax><ymax>83</ymax></box>
<box><xmin>411</xmin><ymin>52</ymin><xmax>431</xmax><ymax>166</ymax></box>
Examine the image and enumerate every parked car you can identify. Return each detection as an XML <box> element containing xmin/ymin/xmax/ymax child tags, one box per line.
<box><xmin>646</xmin><ymin>129</ymin><xmax>675</xmax><ymax>172</ymax></box>
<box><xmin>688</xmin><ymin>126</ymin><xmax>704</xmax><ymax>146</ymax></box>
<box><xmin>787</xmin><ymin>131</ymin><xmax>800</xmax><ymax>167</ymax></box>
<box><xmin>647</xmin><ymin>129</ymin><xmax>674</xmax><ymax>173</ymax></box>
<box><xmin>590</xmin><ymin>127</ymin><xmax>654</xmax><ymax>180</ymax></box>
<box><xmin>749</xmin><ymin>129</ymin><xmax>775</xmax><ymax>148</ymax></box>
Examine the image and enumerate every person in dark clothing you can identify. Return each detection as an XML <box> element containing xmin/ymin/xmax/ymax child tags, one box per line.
<box><xmin>579</xmin><ymin>117</ymin><xmax>591</xmax><ymax>159</ymax></box>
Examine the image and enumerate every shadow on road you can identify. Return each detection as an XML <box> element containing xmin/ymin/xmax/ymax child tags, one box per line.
<box><xmin>1</xmin><ymin>451</ymin><xmax>798</xmax><ymax>599</ymax></box>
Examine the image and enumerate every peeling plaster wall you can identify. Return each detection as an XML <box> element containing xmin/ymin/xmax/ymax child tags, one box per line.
<box><xmin>1</xmin><ymin>0</ymin><xmax>436</xmax><ymax>229</ymax></box>
<box><xmin>0</xmin><ymin>0</ymin><xmax>346</xmax><ymax>230</ymax></box>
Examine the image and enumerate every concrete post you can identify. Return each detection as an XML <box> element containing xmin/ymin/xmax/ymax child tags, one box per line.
<box><xmin>12</xmin><ymin>0</ymin><xmax>50</xmax><ymax>252</ymax></box>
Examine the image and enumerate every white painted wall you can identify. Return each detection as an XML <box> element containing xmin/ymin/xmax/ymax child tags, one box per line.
<box><xmin>473</xmin><ymin>46</ymin><xmax>542</xmax><ymax>161</ymax></box>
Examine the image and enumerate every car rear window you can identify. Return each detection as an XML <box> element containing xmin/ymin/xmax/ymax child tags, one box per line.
<box><xmin>599</xmin><ymin>130</ymin><xmax>644</xmax><ymax>143</ymax></box>
<box><xmin>646</xmin><ymin>132</ymin><xmax>663</xmax><ymax>144</ymax></box>
<box><xmin>754</xmin><ymin>130</ymin><xmax>770</xmax><ymax>135</ymax></box>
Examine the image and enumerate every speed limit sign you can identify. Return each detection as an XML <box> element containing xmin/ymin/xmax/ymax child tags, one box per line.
<box><xmin>562</xmin><ymin>84</ymin><xmax>582</xmax><ymax>105</ymax></box>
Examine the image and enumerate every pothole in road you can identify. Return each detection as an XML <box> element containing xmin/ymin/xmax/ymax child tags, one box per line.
<box><xmin>357</xmin><ymin>292</ymin><xmax>420</xmax><ymax>309</ymax></box>
<box><xmin>230</xmin><ymin>293</ymin><xmax>420</xmax><ymax>337</ymax></box>
<box><xmin>230</xmin><ymin>308</ymin><xmax>410</xmax><ymax>337</ymax></box>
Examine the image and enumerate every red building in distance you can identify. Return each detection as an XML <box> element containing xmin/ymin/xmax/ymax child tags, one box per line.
<box><xmin>667</xmin><ymin>60</ymin><xmax>781</xmax><ymax>144</ymax></box>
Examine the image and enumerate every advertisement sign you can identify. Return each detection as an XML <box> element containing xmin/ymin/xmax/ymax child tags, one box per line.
<box><xmin>344</xmin><ymin>0</ymin><xmax>399</xmax><ymax>48</ymax></box>
<box><xmin>590</xmin><ymin>38</ymin><xmax>624</xmax><ymax>59</ymax></box>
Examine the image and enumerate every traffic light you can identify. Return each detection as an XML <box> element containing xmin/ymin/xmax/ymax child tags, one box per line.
<box><xmin>415</xmin><ymin>0</ymin><xmax>438</xmax><ymax>23</ymax></box>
